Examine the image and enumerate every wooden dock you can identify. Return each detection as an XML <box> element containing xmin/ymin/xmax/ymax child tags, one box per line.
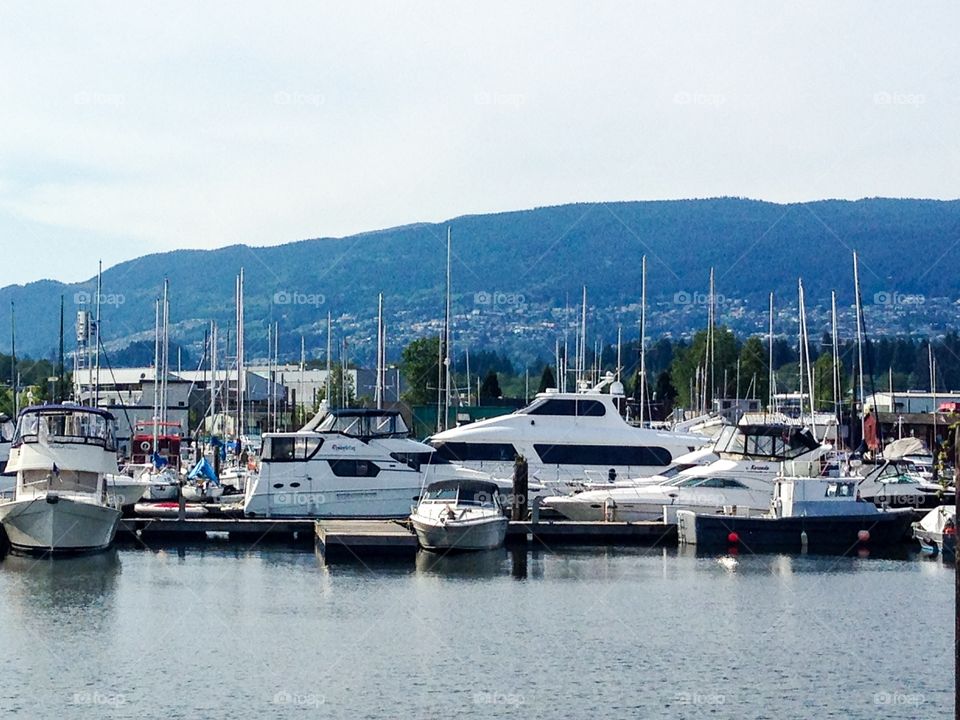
<box><xmin>314</xmin><ymin>518</ymin><xmax>677</xmax><ymax>560</ymax></box>
<box><xmin>117</xmin><ymin>517</ymin><xmax>315</xmax><ymax>543</ymax></box>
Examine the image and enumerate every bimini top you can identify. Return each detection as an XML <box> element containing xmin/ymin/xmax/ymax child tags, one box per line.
<box><xmin>301</xmin><ymin>408</ymin><xmax>410</xmax><ymax>438</ymax></box>
<box><xmin>18</xmin><ymin>404</ymin><xmax>116</xmax><ymax>420</ymax></box>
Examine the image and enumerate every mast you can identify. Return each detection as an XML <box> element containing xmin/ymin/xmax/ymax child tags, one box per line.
<box><xmin>767</xmin><ymin>292</ymin><xmax>775</xmax><ymax>414</ymax></box>
<box><xmin>325</xmin><ymin>312</ymin><xmax>332</xmax><ymax>409</ymax></box>
<box><xmin>639</xmin><ymin>255</ymin><xmax>647</xmax><ymax>424</ymax></box>
<box><xmin>580</xmin><ymin>286</ymin><xmax>587</xmax><ymax>389</ymax></box>
<box><xmin>10</xmin><ymin>302</ymin><xmax>16</xmax><ymax>417</ymax></box>
<box><xmin>708</xmin><ymin>267</ymin><xmax>715</xmax><ymax>410</ymax></box>
<box><xmin>376</xmin><ymin>293</ymin><xmax>384</xmax><ymax>410</ymax></box>
<box><xmin>161</xmin><ymin>278</ymin><xmax>169</xmax><ymax>426</ymax></box>
<box><xmin>236</xmin><ymin>269</ymin><xmax>245</xmax><ymax>439</ymax></box>
<box><xmin>94</xmin><ymin>260</ymin><xmax>102</xmax><ymax>406</ymax></box>
<box><xmin>831</xmin><ymin>290</ymin><xmax>841</xmax><ymax>428</ymax></box>
<box><xmin>852</xmin><ymin>251</ymin><xmax>866</xmax><ymax>438</ymax></box>
<box><xmin>299</xmin><ymin>335</ymin><xmax>305</xmax><ymax>424</ymax></box>
<box><xmin>930</xmin><ymin>342</ymin><xmax>937</xmax><ymax>441</ymax></box>
<box><xmin>444</xmin><ymin>228</ymin><xmax>452</xmax><ymax>427</ymax></box>
<box><xmin>799</xmin><ymin>278</ymin><xmax>817</xmax><ymax>438</ymax></box>
<box><xmin>267</xmin><ymin>324</ymin><xmax>273</xmax><ymax>432</ymax></box>
<box><xmin>58</xmin><ymin>295</ymin><xmax>65</xmax><ymax>402</ymax></box>
<box><xmin>152</xmin><ymin>299</ymin><xmax>160</xmax><ymax>453</ymax></box>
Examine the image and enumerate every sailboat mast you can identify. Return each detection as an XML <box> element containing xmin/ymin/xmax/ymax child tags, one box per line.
<box><xmin>799</xmin><ymin>278</ymin><xmax>817</xmax><ymax>438</ymax></box>
<box><xmin>94</xmin><ymin>260</ymin><xmax>102</xmax><ymax>407</ymax></box>
<box><xmin>708</xmin><ymin>267</ymin><xmax>715</xmax><ymax>409</ymax></box>
<box><xmin>767</xmin><ymin>292</ymin><xmax>775</xmax><ymax>414</ymax></box>
<box><xmin>852</xmin><ymin>251</ymin><xmax>866</xmax><ymax>438</ymax></box>
<box><xmin>161</xmin><ymin>278</ymin><xmax>169</xmax><ymax>426</ymax></box>
<box><xmin>10</xmin><ymin>302</ymin><xmax>16</xmax><ymax>417</ymax></box>
<box><xmin>325</xmin><ymin>312</ymin><xmax>332</xmax><ymax>409</ymax></box>
<box><xmin>639</xmin><ymin>255</ymin><xmax>647</xmax><ymax>424</ymax></box>
<box><xmin>580</xmin><ymin>286</ymin><xmax>587</xmax><ymax>389</ymax></box>
<box><xmin>831</xmin><ymin>291</ymin><xmax>841</xmax><ymax>427</ymax></box>
<box><xmin>376</xmin><ymin>293</ymin><xmax>384</xmax><ymax>410</ymax></box>
<box><xmin>152</xmin><ymin>299</ymin><xmax>160</xmax><ymax>453</ymax></box>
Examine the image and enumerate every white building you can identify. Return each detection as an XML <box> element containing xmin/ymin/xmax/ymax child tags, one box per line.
<box><xmin>864</xmin><ymin>391</ymin><xmax>960</xmax><ymax>414</ymax></box>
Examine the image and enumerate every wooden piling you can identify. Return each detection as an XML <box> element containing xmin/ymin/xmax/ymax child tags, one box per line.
<box><xmin>512</xmin><ymin>455</ymin><xmax>528</xmax><ymax>521</ymax></box>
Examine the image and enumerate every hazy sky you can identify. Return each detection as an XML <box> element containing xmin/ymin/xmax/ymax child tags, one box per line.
<box><xmin>1</xmin><ymin>1</ymin><xmax>956</xmax><ymax>287</ymax></box>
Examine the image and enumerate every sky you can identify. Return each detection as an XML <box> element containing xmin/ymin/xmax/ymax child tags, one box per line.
<box><xmin>0</xmin><ymin>1</ymin><xmax>956</xmax><ymax>288</ymax></box>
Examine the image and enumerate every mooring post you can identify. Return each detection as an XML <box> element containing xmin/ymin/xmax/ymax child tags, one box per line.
<box><xmin>177</xmin><ymin>480</ymin><xmax>186</xmax><ymax>522</ymax></box>
<box><xmin>512</xmin><ymin>455</ymin><xmax>528</xmax><ymax>521</ymax></box>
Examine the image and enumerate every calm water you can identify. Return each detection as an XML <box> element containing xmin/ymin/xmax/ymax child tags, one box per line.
<box><xmin>0</xmin><ymin>541</ymin><xmax>953</xmax><ymax>719</ymax></box>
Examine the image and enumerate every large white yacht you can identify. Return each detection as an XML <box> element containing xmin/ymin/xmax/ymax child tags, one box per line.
<box><xmin>0</xmin><ymin>405</ymin><xmax>122</xmax><ymax>553</ymax></box>
<box><xmin>544</xmin><ymin>423</ymin><xmax>830</xmax><ymax>522</ymax></box>
<box><xmin>427</xmin><ymin>375</ymin><xmax>709</xmax><ymax>492</ymax></box>
<box><xmin>243</xmin><ymin>408</ymin><xmax>496</xmax><ymax>519</ymax></box>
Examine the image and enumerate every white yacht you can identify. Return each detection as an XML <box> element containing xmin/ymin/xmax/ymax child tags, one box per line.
<box><xmin>544</xmin><ymin>423</ymin><xmax>830</xmax><ymax>522</ymax></box>
<box><xmin>244</xmin><ymin>408</ymin><xmax>495</xmax><ymax>519</ymax></box>
<box><xmin>428</xmin><ymin>375</ymin><xmax>709</xmax><ymax>493</ymax></box>
<box><xmin>410</xmin><ymin>479</ymin><xmax>509</xmax><ymax>552</ymax></box>
<box><xmin>0</xmin><ymin>405</ymin><xmax>122</xmax><ymax>554</ymax></box>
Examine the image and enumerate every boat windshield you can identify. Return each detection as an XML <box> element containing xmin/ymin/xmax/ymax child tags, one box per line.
<box><xmin>423</xmin><ymin>484</ymin><xmax>499</xmax><ymax>507</ymax></box>
<box><xmin>874</xmin><ymin>462</ymin><xmax>919</xmax><ymax>484</ymax></box>
<box><xmin>313</xmin><ymin>411</ymin><xmax>409</xmax><ymax>438</ymax></box>
<box><xmin>14</xmin><ymin>408</ymin><xmax>117</xmax><ymax>451</ymax></box>
<box><xmin>0</xmin><ymin>418</ymin><xmax>13</xmax><ymax>443</ymax></box>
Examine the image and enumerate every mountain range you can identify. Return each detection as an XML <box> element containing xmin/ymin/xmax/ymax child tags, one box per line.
<box><xmin>2</xmin><ymin>197</ymin><xmax>957</xmax><ymax>366</ymax></box>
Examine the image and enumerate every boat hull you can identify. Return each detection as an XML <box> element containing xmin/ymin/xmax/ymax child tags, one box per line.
<box><xmin>245</xmin><ymin>485</ymin><xmax>424</xmax><ymax>519</ymax></box>
<box><xmin>412</xmin><ymin>515</ymin><xmax>509</xmax><ymax>552</ymax></box>
<box><xmin>677</xmin><ymin>510</ymin><xmax>914</xmax><ymax>553</ymax></box>
<box><xmin>0</xmin><ymin>496</ymin><xmax>121</xmax><ymax>553</ymax></box>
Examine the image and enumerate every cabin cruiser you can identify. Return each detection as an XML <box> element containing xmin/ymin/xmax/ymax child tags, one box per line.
<box><xmin>410</xmin><ymin>479</ymin><xmax>509</xmax><ymax>552</ymax></box>
<box><xmin>856</xmin><ymin>460</ymin><xmax>952</xmax><ymax>511</ymax></box>
<box><xmin>544</xmin><ymin>423</ymin><xmax>829</xmax><ymax>522</ymax></box>
<box><xmin>243</xmin><ymin>408</ymin><xmax>496</xmax><ymax>519</ymax></box>
<box><xmin>0</xmin><ymin>405</ymin><xmax>122</xmax><ymax>553</ymax></box>
<box><xmin>677</xmin><ymin>470</ymin><xmax>914</xmax><ymax>552</ymax></box>
<box><xmin>428</xmin><ymin>375</ymin><xmax>709</xmax><ymax>494</ymax></box>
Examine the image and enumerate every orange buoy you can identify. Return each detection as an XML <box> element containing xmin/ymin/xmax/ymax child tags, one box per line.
<box><xmin>857</xmin><ymin>529</ymin><xmax>870</xmax><ymax>543</ymax></box>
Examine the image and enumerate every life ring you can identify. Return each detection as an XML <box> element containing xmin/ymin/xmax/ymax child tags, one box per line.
<box><xmin>140</xmin><ymin>441</ymin><xmax>151</xmax><ymax>452</ymax></box>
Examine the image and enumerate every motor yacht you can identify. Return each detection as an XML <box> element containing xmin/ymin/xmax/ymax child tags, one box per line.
<box><xmin>244</xmin><ymin>408</ymin><xmax>495</xmax><ymax>518</ymax></box>
<box><xmin>544</xmin><ymin>423</ymin><xmax>829</xmax><ymax>522</ymax></box>
<box><xmin>0</xmin><ymin>405</ymin><xmax>122</xmax><ymax>554</ymax></box>
<box><xmin>428</xmin><ymin>375</ymin><xmax>709</xmax><ymax>494</ymax></box>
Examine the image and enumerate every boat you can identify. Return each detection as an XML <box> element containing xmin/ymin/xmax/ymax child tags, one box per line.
<box><xmin>244</xmin><ymin>408</ymin><xmax>496</xmax><ymax>519</ymax></box>
<box><xmin>427</xmin><ymin>374</ymin><xmax>710</xmax><ymax>494</ymax></box>
<box><xmin>104</xmin><ymin>473</ymin><xmax>152</xmax><ymax>509</ymax></box>
<box><xmin>544</xmin><ymin>423</ymin><xmax>829</xmax><ymax>522</ymax></box>
<box><xmin>133</xmin><ymin>501</ymin><xmax>208</xmax><ymax>518</ymax></box>
<box><xmin>0</xmin><ymin>405</ymin><xmax>123</xmax><ymax>554</ymax></box>
<box><xmin>856</xmin><ymin>459</ymin><xmax>953</xmax><ymax>512</ymax></box>
<box><xmin>912</xmin><ymin>505</ymin><xmax>956</xmax><ymax>559</ymax></box>
<box><xmin>676</xmin><ymin>467</ymin><xmax>915</xmax><ymax>553</ymax></box>
<box><xmin>410</xmin><ymin>479</ymin><xmax>509</xmax><ymax>552</ymax></box>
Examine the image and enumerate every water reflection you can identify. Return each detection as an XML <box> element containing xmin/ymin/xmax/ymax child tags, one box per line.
<box><xmin>414</xmin><ymin>547</ymin><xmax>509</xmax><ymax>577</ymax></box>
<box><xmin>0</xmin><ymin>548</ymin><xmax>121</xmax><ymax>616</ymax></box>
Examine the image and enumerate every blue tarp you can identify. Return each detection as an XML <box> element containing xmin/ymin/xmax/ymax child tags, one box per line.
<box><xmin>187</xmin><ymin>458</ymin><xmax>220</xmax><ymax>485</ymax></box>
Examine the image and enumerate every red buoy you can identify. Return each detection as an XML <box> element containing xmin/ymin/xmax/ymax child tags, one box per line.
<box><xmin>857</xmin><ymin>529</ymin><xmax>870</xmax><ymax>543</ymax></box>
<box><xmin>727</xmin><ymin>532</ymin><xmax>740</xmax><ymax>544</ymax></box>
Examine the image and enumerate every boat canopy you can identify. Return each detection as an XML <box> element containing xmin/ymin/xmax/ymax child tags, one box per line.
<box><xmin>302</xmin><ymin>408</ymin><xmax>410</xmax><ymax>439</ymax></box>
<box><xmin>714</xmin><ymin>424</ymin><xmax>820</xmax><ymax>459</ymax></box>
<box><xmin>422</xmin><ymin>479</ymin><xmax>502</xmax><ymax>506</ymax></box>
<box><xmin>13</xmin><ymin>405</ymin><xmax>117</xmax><ymax>451</ymax></box>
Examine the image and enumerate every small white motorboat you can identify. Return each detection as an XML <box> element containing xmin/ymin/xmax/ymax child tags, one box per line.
<box><xmin>105</xmin><ymin>473</ymin><xmax>152</xmax><ymax>508</ymax></box>
<box><xmin>410</xmin><ymin>479</ymin><xmax>509</xmax><ymax>552</ymax></box>
<box><xmin>913</xmin><ymin>505</ymin><xmax>956</xmax><ymax>559</ymax></box>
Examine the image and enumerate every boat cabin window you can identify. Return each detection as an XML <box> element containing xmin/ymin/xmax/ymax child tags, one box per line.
<box><xmin>534</xmin><ymin>444</ymin><xmax>672</xmax><ymax>467</ymax></box>
<box><xmin>327</xmin><ymin>459</ymin><xmax>381</xmax><ymax>477</ymax></box>
<box><xmin>673</xmin><ymin>476</ymin><xmax>747</xmax><ymax>489</ymax></box>
<box><xmin>390</xmin><ymin>451</ymin><xmax>440</xmax><ymax>471</ymax></box>
<box><xmin>825</xmin><ymin>482</ymin><xmax>856</xmax><ymax>498</ymax></box>
<box><xmin>875</xmin><ymin>463</ymin><xmax>917</xmax><ymax>484</ymax></box>
<box><xmin>263</xmin><ymin>436</ymin><xmax>323</xmax><ymax>462</ymax></box>
<box><xmin>716</xmin><ymin>425</ymin><xmax>818</xmax><ymax>460</ymax></box>
<box><xmin>14</xmin><ymin>410</ymin><xmax>117</xmax><ymax>452</ymax></box>
<box><xmin>314</xmin><ymin>412</ymin><xmax>409</xmax><ymax>438</ymax></box>
<box><xmin>524</xmin><ymin>398</ymin><xmax>606</xmax><ymax>417</ymax></box>
<box><xmin>432</xmin><ymin>442</ymin><xmax>517</xmax><ymax>463</ymax></box>
<box><xmin>21</xmin><ymin>468</ymin><xmax>101</xmax><ymax>494</ymax></box>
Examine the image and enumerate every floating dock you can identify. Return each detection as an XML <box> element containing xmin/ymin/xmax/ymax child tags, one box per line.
<box><xmin>117</xmin><ymin>517</ymin><xmax>315</xmax><ymax>543</ymax></box>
